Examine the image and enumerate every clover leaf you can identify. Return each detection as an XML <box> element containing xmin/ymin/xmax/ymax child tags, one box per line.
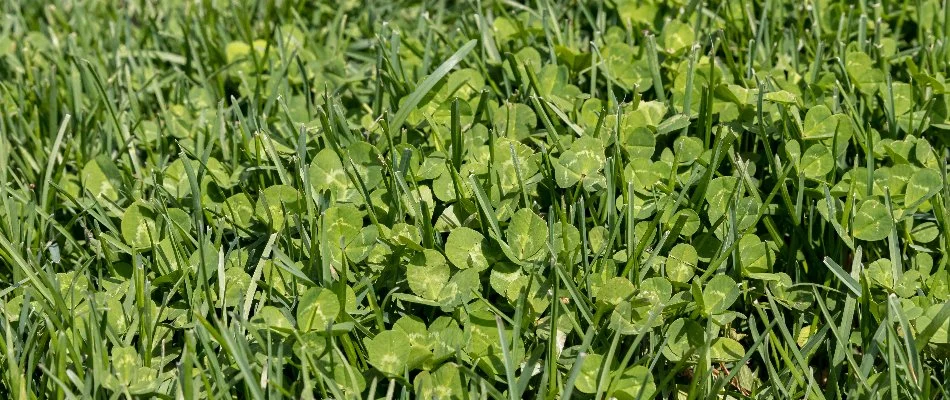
<box><xmin>365</xmin><ymin>330</ymin><xmax>411</xmax><ymax>376</ymax></box>
<box><xmin>297</xmin><ymin>287</ymin><xmax>340</xmax><ymax>332</ymax></box>
<box><xmin>852</xmin><ymin>199</ymin><xmax>894</xmax><ymax>241</ymax></box>
<box><xmin>121</xmin><ymin>200</ymin><xmax>160</xmax><ymax>250</ymax></box>
<box><xmin>506</xmin><ymin>208</ymin><xmax>547</xmax><ymax>261</ymax></box>
<box><xmin>445</xmin><ymin>227</ymin><xmax>489</xmax><ymax>271</ymax></box>
<box><xmin>554</xmin><ymin>136</ymin><xmax>606</xmax><ymax>190</ymax></box>
<box><xmin>702</xmin><ymin>275</ymin><xmax>740</xmax><ymax>316</ymax></box>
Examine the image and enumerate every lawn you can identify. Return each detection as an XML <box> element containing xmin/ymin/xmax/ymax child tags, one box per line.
<box><xmin>1</xmin><ymin>0</ymin><xmax>949</xmax><ymax>398</ymax></box>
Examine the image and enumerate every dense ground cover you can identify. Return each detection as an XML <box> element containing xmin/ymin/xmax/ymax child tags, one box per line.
<box><xmin>1</xmin><ymin>0</ymin><xmax>949</xmax><ymax>398</ymax></box>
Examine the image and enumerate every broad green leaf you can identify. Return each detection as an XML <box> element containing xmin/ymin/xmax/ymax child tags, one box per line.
<box><xmin>223</xmin><ymin>267</ymin><xmax>251</xmax><ymax>307</ymax></box>
<box><xmin>803</xmin><ymin>105</ymin><xmax>839</xmax><ymax>140</ymax></box>
<box><xmin>831</xmin><ymin>168</ymin><xmax>871</xmax><ymax>198</ymax></box>
<box><xmin>503</xmin><ymin>274</ymin><xmax>551</xmax><ymax>314</ymax></box>
<box><xmin>255</xmin><ymin>185</ymin><xmax>302</xmax><ymax>230</ymax></box>
<box><xmin>445</xmin><ymin>227</ymin><xmax>489</xmax><ymax>271</ymax></box>
<box><xmin>225</xmin><ymin>41</ymin><xmax>253</xmax><ymax>63</ymax></box>
<box><xmin>621</xmin><ymin>127</ymin><xmax>656</xmax><ymax>161</ymax></box>
<box><xmin>673</xmin><ymin>136</ymin><xmax>703</xmax><ymax>166</ymax></box>
<box><xmin>365</xmin><ymin>330</ymin><xmax>412</xmax><ymax>376</ymax></box>
<box><xmin>798</xmin><ymin>143</ymin><xmax>833</xmax><ymax>180</ymax></box>
<box><xmin>494</xmin><ymin>17</ymin><xmax>522</xmax><ymax>50</ymax></box>
<box><xmin>704</xmin><ymin>176</ymin><xmax>739</xmax><ymax>219</ymax></box>
<box><xmin>437</xmin><ymin>268</ymin><xmax>481</xmax><ymax>311</ymax></box>
<box><xmin>866</xmin><ymin>259</ymin><xmax>894</xmax><ymax>289</ymax></box>
<box><xmin>612</xmin><ymin>366</ymin><xmax>656</xmax><ymax>400</ymax></box>
<box><xmin>512</xmin><ymin>47</ymin><xmax>542</xmax><ymax>74</ymax></box>
<box><xmin>439</xmin><ymin>68</ymin><xmax>484</xmax><ymax>101</ymax></box>
<box><xmin>904</xmin><ymin>168</ymin><xmax>941</xmax><ymax>210</ymax></box>
<box><xmin>738</xmin><ymin>234</ymin><xmax>772</xmax><ymax>275</ymax></box>
<box><xmin>596</xmin><ymin>277</ymin><xmax>635</xmax><ymax>306</ymax></box>
<box><xmin>588</xmin><ymin>226</ymin><xmax>609</xmax><ymax>254</ymax></box>
<box><xmin>554</xmin><ymin>136</ymin><xmax>606</xmax><ymax>189</ymax></box>
<box><xmin>890</xmin><ymin>82</ymin><xmax>913</xmax><ymax>116</ymax></box>
<box><xmin>407</xmin><ymin>249</ymin><xmax>450</xmax><ymax>301</ymax></box>
<box><xmin>462</xmin><ymin>304</ymin><xmax>525</xmax><ymax>373</ymax></box>
<box><xmin>716</xmin><ymin>84</ymin><xmax>756</xmax><ymax>106</ymax></box>
<box><xmin>769</xmin><ymin>273</ymin><xmax>815</xmax><ymax>310</ymax></box>
<box><xmin>625</xmin><ymin>158</ymin><xmax>665</xmax><ymax>193</ymax></box>
<box><xmin>391</xmin><ymin>223</ymin><xmax>423</xmax><ymax>250</ymax></box>
<box><xmin>393</xmin><ymin>316</ymin><xmax>433</xmax><ymax>369</ymax></box>
<box><xmin>885</xmin><ymin>137</ymin><xmax>916</xmax><ymax>163</ymax></box>
<box><xmin>603</xmin><ymin>42</ymin><xmax>651</xmax><ymax>91</ymax></box>
<box><xmin>656</xmin><ymin>114</ymin><xmax>691</xmax><ymax>135</ymax></box>
<box><xmin>785</xmin><ymin>140</ymin><xmax>802</xmax><ymax>165</ymax></box>
<box><xmin>659</xmin><ymin>20</ymin><xmax>694</xmax><ymax>55</ymax></box>
<box><xmin>344</xmin><ymin>226</ymin><xmax>378</xmax><ymax>264</ymax></box>
<box><xmin>629</xmin><ymin>101</ymin><xmax>667</xmax><ymax>127</ymax></box>
<box><xmin>552</xmin><ymin>223</ymin><xmax>581</xmax><ymax>259</ymax></box>
<box><xmin>55</xmin><ymin>271</ymin><xmax>89</xmax><ymax>309</ymax></box>
<box><xmin>163</xmin><ymin>157</ymin><xmax>230</xmax><ymax>198</ymax></box>
<box><xmin>665</xmin><ymin>208</ymin><xmax>700</xmax><ymax>237</ymax></box>
<box><xmin>666</xmin><ymin>243</ymin><xmax>697</xmax><ymax>283</ymax></box>
<box><xmin>81</xmin><ymin>155</ymin><xmax>123</xmax><ymax>202</ymax></box>
<box><xmin>579</xmin><ymin>98</ymin><xmax>607</xmax><ymax>131</ymax></box>
<box><xmin>763</xmin><ymin>90</ymin><xmax>800</xmax><ymax>106</ymax></box>
<box><xmin>535</xmin><ymin>64</ymin><xmax>583</xmax><ymax>110</ymax></box>
<box><xmin>573</xmin><ymin>353</ymin><xmax>604</xmax><ymax>394</ymax></box>
<box><xmin>639</xmin><ymin>277</ymin><xmax>672</xmax><ymax>306</ymax></box>
<box><xmin>493</xmin><ymin>102</ymin><xmax>536</xmax><ymax>140</ymax></box>
<box><xmin>710</xmin><ymin>337</ymin><xmax>745</xmax><ymax>362</ymax></box>
<box><xmin>610</xmin><ymin>301</ymin><xmax>649</xmax><ymax>335</ymax></box>
<box><xmin>911</xmin><ymin>221</ymin><xmax>940</xmax><ymax>243</ymax></box>
<box><xmin>915</xmin><ymin>138</ymin><xmax>937</xmax><ymax>167</ymax></box>
<box><xmin>915</xmin><ymin>303</ymin><xmax>950</xmax><ymax>345</ymax></box>
<box><xmin>417</xmin><ymin>152</ymin><xmax>447</xmax><ymax>180</ymax></box>
<box><xmin>111</xmin><ymin>345</ymin><xmax>141</xmax><ymax>384</ymax></box>
<box><xmin>297</xmin><ymin>287</ymin><xmax>340</xmax><ymax>332</ymax></box>
<box><xmin>852</xmin><ymin>199</ymin><xmax>894</xmax><ymax>241</ymax></box>
<box><xmin>121</xmin><ymin>201</ymin><xmax>160</xmax><ymax>250</ymax></box>
<box><xmin>189</xmin><ymin>240</ymin><xmax>220</xmax><ymax>280</ymax></box>
<box><xmin>616</xmin><ymin>0</ymin><xmax>658</xmax><ymax>26</ymax></box>
<box><xmin>155</xmin><ymin>239</ymin><xmax>181</xmax><ymax>273</ymax></box>
<box><xmin>896</xmin><ymin>110</ymin><xmax>930</xmax><ymax>134</ymax></box>
<box><xmin>506</xmin><ymin>208</ymin><xmax>546</xmax><ymax>261</ymax></box>
<box><xmin>429</xmin><ymin>317</ymin><xmax>465</xmax><ymax>361</ymax></box>
<box><xmin>166</xmin><ymin>208</ymin><xmax>192</xmax><ymax>235</ymax></box>
<box><xmin>223</xmin><ymin>193</ymin><xmax>254</xmax><ymax>231</ymax></box>
<box><xmin>878</xmin><ymin>164</ymin><xmax>914</xmax><ymax>197</ymax></box>
<box><xmin>322</xmin><ymin>205</ymin><xmax>376</xmax><ymax>264</ymax></box>
<box><xmin>846</xmin><ymin>51</ymin><xmax>884</xmax><ymax>95</ymax></box>
<box><xmin>662</xmin><ymin>318</ymin><xmax>704</xmax><ymax>361</ymax></box>
<box><xmin>703</xmin><ymin>275</ymin><xmax>740</xmax><ymax>316</ymax></box>
<box><xmin>494</xmin><ymin>138</ymin><xmax>539</xmax><ymax>194</ymax></box>
<box><xmin>490</xmin><ymin>262</ymin><xmax>522</xmax><ymax>298</ymax></box>
<box><xmin>309</xmin><ymin>148</ymin><xmax>348</xmax><ymax>195</ymax></box>
<box><xmin>556</xmin><ymin>45</ymin><xmax>593</xmax><ymax>72</ymax></box>
<box><xmin>414</xmin><ymin>363</ymin><xmax>465</xmax><ymax>399</ymax></box>
<box><xmin>250</xmin><ymin>306</ymin><xmax>293</xmax><ymax>335</ymax></box>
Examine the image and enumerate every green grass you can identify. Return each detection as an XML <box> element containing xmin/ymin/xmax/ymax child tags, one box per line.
<box><xmin>1</xmin><ymin>0</ymin><xmax>950</xmax><ymax>398</ymax></box>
